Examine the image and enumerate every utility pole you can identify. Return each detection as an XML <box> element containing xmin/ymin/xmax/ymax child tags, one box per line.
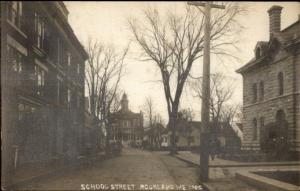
<box><xmin>187</xmin><ymin>1</ymin><xmax>225</xmax><ymax>181</ymax></box>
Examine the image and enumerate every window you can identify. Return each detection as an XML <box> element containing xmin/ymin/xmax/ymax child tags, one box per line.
<box><xmin>67</xmin><ymin>89</ymin><xmax>71</xmax><ymax>107</ymax></box>
<box><xmin>67</xmin><ymin>52</ymin><xmax>71</xmax><ymax>67</ymax></box>
<box><xmin>35</xmin><ymin>65</ymin><xmax>45</xmax><ymax>95</ymax></box>
<box><xmin>17</xmin><ymin>103</ymin><xmax>37</xmax><ymax>132</ymax></box>
<box><xmin>278</xmin><ymin>72</ymin><xmax>284</xmax><ymax>95</ymax></box>
<box><xmin>18</xmin><ymin>103</ymin><xmax>36</xmax><ymax>121</ymax></box>
<box><xmin>77</xmin><ymin>63</ymin><xmax>80</xmax><ymax>74</ymax></box>
<box><xmin>57</xmin><ymin>79</ymin><xmax>60</xmax><ymax>102</ymax></box>
<box><xmin>189</xmin><ymin>136</ymin><xmax>194</xmax><ymax>143</ymax></box>
<box><xmin>57</xmin><ymin>38</ymin><xmax>61</xmax><ymax>66</ymax></box>
<box><xmin>8</xmin><ymin>1</ymin><xmax>22</xmax><ymax>28</ymax></box>
<box><xmin>77</xmin><ymin>93</ymin><xmax>81</xmax><ymax>108</ymax></box>
<box><xmin>7</xmin><ymin>45</ymin><xmax>23</xmax><ymax>74</ymax></box>
<box><xmin>276</xmin><ymin>109</ymin><xmax>286</xmax><ymax>124</ymax></box>
<box><xmin>34</xmin><ymin>12</ymin><xmax>45</xmax><ymax>49</ymax></box>
<box><xmin>253</xmin><ymin>118</ymin><xmax>257</xmax><ymax>141</ymax></box>
<box><xmin>135</xmin><ymin>119</ymin><xmax>139</xmax><ymax>127</ymax></box>
<box><xmin>18</xmin><ymin>103</ymin><xmax>25</xmax><ymax>121</ymax></box>
<box><xmin>252</xmin><ymin>83</ymin><xmax>257</xmax><ymax>103</ymax></box>
<box><xmin>259</xmin><ymin>81</ymin><xmax>264</xmax><ymax>101</ymax></box>
<box><xmin>57</xmin><ymin>78</ymin><xmax>63</xmax><ymax>103</ymax></box>
<box><xmin>260</xmin><ymin>117</ymin><xmax>264</xmax><ymax>128</ymax></box>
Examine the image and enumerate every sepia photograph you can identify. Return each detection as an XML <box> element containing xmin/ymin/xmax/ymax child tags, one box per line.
<box><xmin>1</xmin><ymin>1</ymin><xmax>300</xmax><ymax>191</ymax></box>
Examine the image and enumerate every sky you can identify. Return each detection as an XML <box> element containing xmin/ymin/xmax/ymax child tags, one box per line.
<box><xmin>64</xmin><ymin>1</ymin><xmax>300</xmax><ymax>124</ymax></box>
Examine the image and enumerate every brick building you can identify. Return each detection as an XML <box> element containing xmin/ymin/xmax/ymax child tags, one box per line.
<box><xmin>236</xmin><ymin>6</ymin><xmax>300</xmax><ymax>152</ymax></box>
<box><xmin>1</xmin><ymin>1</ymin><xmax>88</xmax><ymax>184</ymax></box>
<box><xmin>110</xmin><ymin>93</ymin><xmax>144</xmax><ymax>146</ymax></box>
<box><xmin>83</xmin><ymin>97</ymin><xmax>106</xmax><ymax>154</ymax></box>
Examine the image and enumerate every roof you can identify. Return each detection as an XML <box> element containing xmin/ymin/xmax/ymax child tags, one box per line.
<box><xmin>111</xmin><ymin>109</ymin><xmax>140</xmax><ymax>117</ymax></box>
<box><xmin>236</xmin><ymin>15</ymin><xmax>299</xmax><ymax>74</ymax></box>
<box><xmin>144</xmin><ymin>123</ymin><xmax>166</xmax><ymax>135</ymax></box>
<box><xmin>281</xmin><ymin>20</ymin><xmax>300</xmax><ymax>33</ymax></box>
<box><xmin>236</xmin><ymin>55</ymin><xmax>266</xmax><ymax>74</ymax></box>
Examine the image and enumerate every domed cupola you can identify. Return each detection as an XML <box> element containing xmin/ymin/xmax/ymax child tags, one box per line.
<box><xmin>121</xmin><ymin>93</ymin><xmax>129</xmax><ymax>112</ymax></box>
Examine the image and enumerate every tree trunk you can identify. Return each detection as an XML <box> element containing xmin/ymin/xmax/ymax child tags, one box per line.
<box><xmin>170</xmin><ymin>108</ymin><xmax>178</xmax><ymax>155</ymax></box>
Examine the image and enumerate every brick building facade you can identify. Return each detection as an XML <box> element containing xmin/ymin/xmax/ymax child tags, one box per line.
<box><xmin>110</xmin><ymin>93</ymin><xmax>144</xmax><ymax>146</ymax></box>
<box><xmin>236</xmin><ymin>6</ymin><xmax>300</xmax><ymax>152</ymax></box>
<box><xmin>1</xmin><ymin>1</ymin><xmax>88</xmax><ymax>184</ymax></box>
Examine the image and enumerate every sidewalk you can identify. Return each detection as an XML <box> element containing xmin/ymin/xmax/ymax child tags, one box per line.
<box><xmin>175</xmin><ymin>151</ymin><xmax>300</xmax><ymax>191</ymax></box>
<box><xmin>5</xmin><ymin>152</ymin><xmax>106</xmax><ymax>190</ymax></box>
<box><xmin>176</xmin><ymin>151</ymin><xmax>300</xmax><ymax>168</ymax></box>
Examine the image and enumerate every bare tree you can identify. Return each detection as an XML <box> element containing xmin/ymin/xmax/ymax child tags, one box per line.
<box><xmin>110</xmin><ymin>92</ymin><xmax>122</xmax><ymax>114</ymax></box>
<box><xmin>220</xmin><ymin>103</ymin><xmax>241</xmax><ymax>125</ymax></box>
<box><xmin>144</xmin><ymin>96</ymin><xmax>164</xmax><ymax>127</ymax></box>
<box><xmin>221</xmin><ymin>102</ymin><xmax>243</xmax><ymax>125</ymax></box>
<box><xmin>153</xmin><ymin>113</ymin><xmax>164</xmax><ymax>125</ymax></box>
<box><xmin>85</xmin><ymin>39</ymin><xmax>129</xmax><ymax>122</ymax></box>
<box><xmin>178</xmin><ymin>108</ymin><xmax>194</xmax><ymax>122</ymax></box>
<box><xmin>129</xmin><ymin>3</ymin><xmax>245</xmax><ymax>154</ymax></box>
<box><xmin>190</xmin><ymin>73</ymin><xmax>236</xmax><ymax>123</ymax></box>
<box><xmin>144</xmin><ymin>96</ymin><xmax>154</xmax><ymax>128</ymax></box>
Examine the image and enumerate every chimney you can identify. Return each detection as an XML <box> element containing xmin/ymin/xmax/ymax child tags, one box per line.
<box><xmin>268</xmin><ymin>5</ymin><xmax>283</xmax><ymax>37</ymax></box>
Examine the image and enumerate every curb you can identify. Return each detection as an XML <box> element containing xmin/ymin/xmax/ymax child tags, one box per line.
<box><xmin>174</xmin><ymin>155</ymin><xmax>300</xmax><ymax>168</ymax></box>
<box><xmin>174</xmin><ymin>155</ymin><xmax>200</xmax><ymax>167</ymax></box>
<box><xmin>4</xmin><ymin>155</ymin><xmax>106</xmax><ymax>190</ymax></box>
<box><xmin>236</xmin><ymin>171</ymin><xmax>300</xmax><ymax>191</ymax></box>
<box><xmin>201</xmin><ymin>182</ymin><xmax>214</xmax><ymax>191</ymax></box>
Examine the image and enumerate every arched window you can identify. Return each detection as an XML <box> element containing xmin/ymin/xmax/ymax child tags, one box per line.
<box><xmin>259</xmin><ymin>117</ymin><xmax>264</xmax><ymax>141</ymax></box>
<box><xmin>260</xmin><ymin>117</ymin><xmax>264</xmax><ymax>128</ymax></box>
<box><xmin>278</xmin><ymin>72</ymin><xmax>284</xmax><ymax>95</ymax></box>
<box><xmin>253</xmin><ymin>83</ymin><xmax>257</xmax><ymax>103</ymax></box>
<box><xmin>260</xmin><ymin>81</ymin><xmax>264</xmax><ymax>101</ymax></box>
<box><xmin>253</xmin><ymin>118</ymin><xmax>258</xmax><ymax>141</ymax></box>
<box><xmin>276</xmin><ymin>109</ymin><xmax>285</xmax><ymax>125</ymax></box>
<box><xmin>256</xmin><ymin>47</ymin><xmax>261</xmax><ymax>59</ymax></box>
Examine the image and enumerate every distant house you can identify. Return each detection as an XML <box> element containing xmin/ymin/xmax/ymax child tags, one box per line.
<box><xmin>236</xmin><ymin>5</ymin><xmax>300</xmax><ymax>152</ymax></box>
<box><xmin>162</xmin><ymin>120</ymin><xmax>241</xmax><ymax>152</ymax></box>
<box><xmin>162</xmin><ymin>120</ymin><xmax>200</xmax><ymax>150</ymax></box>
<box><xmin>217</xmin><ymin>123</ymin><xmax>241</xmax><ymax>153</ymax></box>
<box><xmin>176</xmin><ymin>121</ymin><xmax>201</xmax><ymax>149</ymax></box>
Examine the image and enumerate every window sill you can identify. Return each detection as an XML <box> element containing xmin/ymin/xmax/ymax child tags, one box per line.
<box><xmin>244</xmin><ymin>93</ymin><xmax>296</xmax><ymax>108</ymax></box>
<box><xmin>7</xmin><ymin>20</ymin><xmax>28</xmax><ymax>39</ymax></box>
<box><xmin>33</xmin><ymin>45</ymin><xmax>47</xmax><ymax>57</ymax></box>
<box><xmin>57</xmin><ymin>64</ymin><xmax>63</xmax><ymax>70</ymax></box>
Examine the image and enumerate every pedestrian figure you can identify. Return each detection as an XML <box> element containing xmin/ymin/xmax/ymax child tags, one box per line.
<box><xmin>209</xmin><ymin>137</ymin><xmax>217</xmax><ymax>160</ymax></box>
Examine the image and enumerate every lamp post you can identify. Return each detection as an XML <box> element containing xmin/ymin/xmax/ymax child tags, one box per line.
<box><xmin>187</xmin><ymin>1</ymin><xmax>225</xmax><ymax>181</ymax></box>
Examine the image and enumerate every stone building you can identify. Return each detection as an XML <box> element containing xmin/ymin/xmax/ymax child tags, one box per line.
<box><xmin>1</xmin><ymin>1</ymin><xmax>88</xmax><ymax>184</ymax></box>
<box><xmin>110</xmin><ymin>93</ymin><xmax>144</xmax><ymax>146</ymax></box>
<box><xmin>236</xmin><ymin>6</ymin><xmax>300</xmax><ymax>152</ymax></box>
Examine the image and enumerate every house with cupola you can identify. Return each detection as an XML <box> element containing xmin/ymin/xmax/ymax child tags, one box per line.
<box><xmin>110</xmin><ymin>93</ymin><xmax>144</xmax><ymax>146</ymax></box>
